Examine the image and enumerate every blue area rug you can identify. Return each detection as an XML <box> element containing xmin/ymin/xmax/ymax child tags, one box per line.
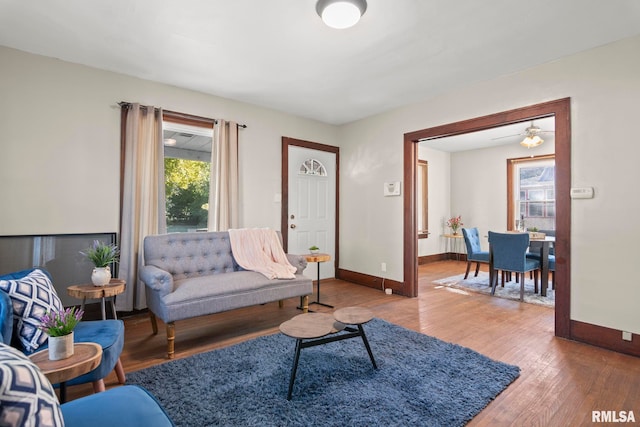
<box><xmin>127</xmin><ymin>318</ymin><xmax>520</xmax><ymax>426</ymax></box>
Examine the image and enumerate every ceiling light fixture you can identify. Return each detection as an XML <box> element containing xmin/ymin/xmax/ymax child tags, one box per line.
<box><xmin>316</xmin><ymin>0</ymin><xmax>367</xmax><ymax>29</ymax></box>
<box><xmin>164</xmin><ymin>138</ymin><xmax>177</xmax><ymax>146</ymax></box>
<box><xmin>520</xmin><ymin>134</ymin><xmax>543</xmax><ymax>148</ymax></box>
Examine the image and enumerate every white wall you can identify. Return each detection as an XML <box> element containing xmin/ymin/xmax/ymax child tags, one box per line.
<box><xmin>417</xmin><ymin>146</ymin><xmax>450</xmax><ymax>256</ymax></box>
<box><xmin>0</xmin><ymin>46</ymin><xmax>338</xmax><ymax>236</ymax></box>
<box><xmin>340</xmin><ymin>34</ymin><xmax>640</xmax><ymax>334</ymax></box>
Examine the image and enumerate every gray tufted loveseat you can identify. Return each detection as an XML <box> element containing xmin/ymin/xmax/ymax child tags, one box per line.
<box><xmin>139</xmin><ymin>231</ymin><xmax>312</xmax><ymax>358</ymax></box>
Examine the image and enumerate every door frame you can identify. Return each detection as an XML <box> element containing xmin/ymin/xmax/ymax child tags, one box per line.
<box><xmin>281</xmin><ymin>137</ymin><xmax>340</xmax><ymax>272</ymax></box>
<box><xmin>403</xmin><ymin>98</ymin><xmax>571</xmax><ymax>339</ymax></box>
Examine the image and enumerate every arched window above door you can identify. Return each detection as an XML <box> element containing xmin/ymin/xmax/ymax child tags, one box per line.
<box><xmin>299</xmin><ymin>159</ymin><xmax>328</xmax><ymax>177</ymax></box>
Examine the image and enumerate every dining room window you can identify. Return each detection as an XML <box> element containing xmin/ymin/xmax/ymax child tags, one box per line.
<box><xmin>508</xmin><ymin>155</ymin><xmax>556</xmax><ymax>231</ymax></box>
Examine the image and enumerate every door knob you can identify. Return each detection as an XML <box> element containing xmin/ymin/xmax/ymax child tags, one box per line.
<box><xmin>290</xmin><ymin>224</ymin><xmax>296</xmax><ymax>229</ymax></box>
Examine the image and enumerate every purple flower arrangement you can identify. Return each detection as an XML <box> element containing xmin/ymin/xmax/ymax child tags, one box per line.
<box><xmin>38</xmin><ymin>307</ymin><xmax>84</xmax><ymax>337</ymax></box>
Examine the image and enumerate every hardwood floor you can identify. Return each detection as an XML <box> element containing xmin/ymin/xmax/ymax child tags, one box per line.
<box><xmin>67</xmin><ymin>260</ymin><xmax>640</xmax><ymax>426</ymax></box>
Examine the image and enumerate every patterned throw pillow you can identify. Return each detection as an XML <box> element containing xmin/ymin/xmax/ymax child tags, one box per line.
<box><xmin>0</xmin><ymin>343</ymin><xmax>63</xmax><ymax>426</ymax></box>
<box><xmin>0</xmin><ymin>269</ymin><xmax>63</xmax><ymax>353</ymax></box>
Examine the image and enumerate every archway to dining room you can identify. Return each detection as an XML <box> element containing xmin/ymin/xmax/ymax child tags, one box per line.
<box><xmin>402</xmin><ymin>98</ymin><xmax>571</xmax><ymax>339</ymax></box>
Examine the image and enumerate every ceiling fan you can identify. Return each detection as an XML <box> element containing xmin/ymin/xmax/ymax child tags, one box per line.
<box><xmin>492</xmin><ymin>121</ymin><xmax>554</xmax><ymax>148</ymax></box>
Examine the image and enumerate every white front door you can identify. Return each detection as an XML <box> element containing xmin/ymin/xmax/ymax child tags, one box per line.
<box><xmin>287</xmin><ymin>146</ymin><xmax>336</xmax><ymax>280</ymax></box>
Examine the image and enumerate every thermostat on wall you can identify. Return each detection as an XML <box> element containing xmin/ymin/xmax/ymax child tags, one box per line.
<box><xmin>384</xmin><ymin>182</ymin><xmax>401</xmax><ymax>197</ymax></box>
<box><xmin>570</xmin><ymin>187</ymin><xmax>594</xmax><ymax>199</ymax></box>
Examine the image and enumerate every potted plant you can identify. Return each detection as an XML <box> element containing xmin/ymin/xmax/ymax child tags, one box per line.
<box><xmin>81</xmin><ymin>240</ymin><xmax>120</xmax><ymax>286</ymax></box>
<box><xmin>38</xmin><ymin>307</ymin><xmax>84</xmax><ymax>360</ymax></box>
<box><xmin>446</xmin><ymin>215</ymin><xmax>463</xmax><ymax>235</ymax></box>
<box><xmin>309</xmin><ymin>245</ymin><xmax>320</xmax><ymax>254</ymax></box>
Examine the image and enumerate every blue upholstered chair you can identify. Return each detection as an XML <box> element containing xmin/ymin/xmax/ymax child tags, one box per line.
<box><xmin>0</xmin><ymin>268</ymin><xmax>125</xmax><ymax>393</ymax></box>
<box><xmin>461</xmin><ymin>227</ymin><xmax>490</xmax><ymax>279</ymax></box>
<box><xmin>0</xmin><ymin>342</ymin><xmax>174</xmax><ymax>427</ymax></box>
<box><xmin>488</xmin><ymin>231</ymin><xmax>541</xmax><ymax>301</ymax></box>
<box><xmin>526</xmin><ymin>229</ymin><xmax>556</xmax><ymax>289</ymax></box>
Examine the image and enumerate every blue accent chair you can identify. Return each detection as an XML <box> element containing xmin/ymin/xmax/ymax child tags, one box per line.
<box><xmin>61</xmin><ymin>384</ymin><xmax>175</xmax><ymax>427</ymax></box>
<box><xmin>0</xmin><ymin>268</ymin><xmax>126</xmax><ymax>393</ymax></box>
<box><xmin>526</xmin><ymin>229</ymin><xmax>556</xmax><ymax>289</ymax></box>
<box><xmin>488</xmin><ymin>231</ymin><xmax>541</xmax><ymax>301</ymax></box>
<box><xmin>0</xmin><ymin>340</ymin><xmax>174</xmax><ymax>427</ymax></box>
<box><xmin>461</xmin><ymin>228</ymin><xmax>490</xmax><ymax>279</ymax></box>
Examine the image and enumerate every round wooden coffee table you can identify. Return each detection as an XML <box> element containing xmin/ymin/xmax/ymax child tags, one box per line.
<box><xmin>30</xmin><ymin>342</ymin><xmax>102</xmax><ymax>403</ymax></box>
<box><xmin>279</xmin><ymin>307</ymin><xmax>377</xmax><ymax>400</ymax></box>
<box><xmin>67</xmin><ymin>278</ymin><xmax>125</xmax><ymax>320</ymax></box>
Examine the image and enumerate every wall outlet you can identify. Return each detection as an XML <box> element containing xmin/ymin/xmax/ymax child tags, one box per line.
<box><xmin>622</xmin><ymin>331</ymin><xmax>632</xmax><ymax>341</ymax></box>
<box><xmin>381</xmin><ymin>262</ymin><xmax>387</xmax><ymax>272</ymax></box>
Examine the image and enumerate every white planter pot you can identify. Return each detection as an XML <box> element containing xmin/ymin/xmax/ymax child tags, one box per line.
<box><xmin>48</xmin><ymin>331</ymin><xmax>74</xmax><ymax>361</ymax></box>
<box><xmin>91</xmin><ymin>266</ymin><xmax>111</xmax><ymax>286</ymax></box>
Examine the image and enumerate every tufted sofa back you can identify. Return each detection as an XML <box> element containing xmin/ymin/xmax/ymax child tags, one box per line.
<box><xmin>143</xmin><ymin>231</ymin><xmax>243</xmax><ymax>281</ymax></box>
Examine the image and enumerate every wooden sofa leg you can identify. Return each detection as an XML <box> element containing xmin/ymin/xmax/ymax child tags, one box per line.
<box><xmin>167</xmin><ymin>322</ymin><xmax>175</xmax><ymax>359</ymax></box>
<box><xmin>149</xmin><ymin>312</ymin><xmax>158</xmax><ymax>335</ymax></box>
<box><xmin>114</xmin><ymin>358</ymin><xmax>126</xmax><ymax>384</ymax></box>
<box><xmin>92</xmin><ymin>379</ymin><xmax>106</xmax><ymax>393</ymax></box>
<box><xmin>278</xmin><ymin>300</ymin><xmax>284</xmax><ymax>308</ymax></box>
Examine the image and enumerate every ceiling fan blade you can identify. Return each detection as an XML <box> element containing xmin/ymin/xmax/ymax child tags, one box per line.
<box><xmin>491</xmin><ymin>133</ymin><xmax>524</xmax><ymax>140</ymax></box>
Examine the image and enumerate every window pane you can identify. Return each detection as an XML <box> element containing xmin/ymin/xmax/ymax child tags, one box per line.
<box><xmin>529</xmin><ymin>202</ymin><xmax>544</xmax><ymax>217</ymax></box>
<box><xmin>547</xmin><ymin>202</ymin><xmax>556</xmax><ymax>217</ymax></box>
<box><xmin>163</xmin><ymin>122</ymin><xmax>213</xmax><ymax>232</ymax></box>
<box><xmin>528</xmin><ymin>189</ymin><xmax>544</xmax><ymax>201</ymax></box>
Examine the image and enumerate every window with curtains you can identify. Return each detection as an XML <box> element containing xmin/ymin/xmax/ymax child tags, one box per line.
<box><xmin>162</xmin><ymin>120</ymin><xmax>213</xmax><ymax>232</ymax></box>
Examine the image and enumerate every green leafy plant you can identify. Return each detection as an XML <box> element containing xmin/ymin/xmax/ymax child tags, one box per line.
<box><xmin>80</xmin><ymin>240</ymin><xmax>120</xmax><ymax>268</ymax></box>
<box><xmin>309</xmin><ymin>245</ymin><xmax>319</xmax><ymax>251</ymax></box>
<box><xmin>38</xmin><ymin>307</ymin><xmax>84</xmax><ymax>337</ymax></box>
<box><xmin>529</xmin><ymin>227</ymin><xmax>539</xmax><ymax>232</ymax></box>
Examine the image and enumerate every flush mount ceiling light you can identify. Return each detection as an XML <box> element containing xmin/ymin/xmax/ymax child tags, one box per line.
<box><xmin>316</xmin><ymin>0</ymin><xmax>367</xmax><ymax>29</ymax></box>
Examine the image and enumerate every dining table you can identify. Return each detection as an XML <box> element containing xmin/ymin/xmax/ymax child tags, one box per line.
<box><xmin>488</xmin><ymin>233</ymin><xmax>555</xmax><ymax>297</ymax></box>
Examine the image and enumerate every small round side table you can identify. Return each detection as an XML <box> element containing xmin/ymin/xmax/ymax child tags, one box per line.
<box><xmin>305</xmin><ymin>253</ymin><xmax>332</xmax><ymax>308</ymax></box>
<box><xmin>30</xmin><ymin>342</ymin><xmax>102</xmax><ymax>403</ymax></box>
<box><xmin>67</xmin><ymin>279</ymin><xmax>126</xmax><ymax>320</ymax></box>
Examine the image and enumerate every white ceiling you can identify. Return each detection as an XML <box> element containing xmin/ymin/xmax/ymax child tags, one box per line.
<box><xmin>1</xmin><ymin>1</ymin><xmax>640</xmax><ymax>125</ymax></box>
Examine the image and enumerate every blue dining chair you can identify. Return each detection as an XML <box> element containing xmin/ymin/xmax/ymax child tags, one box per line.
<box><xmin>488</xmin><ymin>231</ymin><xmax>541</xmax><ymax>301</ymax></box>
<box><xmin>461</xmin><ymin>227</ymin><xmax>490</xmax><ymax>279</ymax></box>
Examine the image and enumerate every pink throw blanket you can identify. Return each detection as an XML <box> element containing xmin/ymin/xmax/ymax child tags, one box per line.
<box><xmin>228</xmin><ymin>228</ymin><xmax>296</xmax><ymax>279</ymax></box>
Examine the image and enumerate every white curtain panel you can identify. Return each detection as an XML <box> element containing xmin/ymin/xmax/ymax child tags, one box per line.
<box><xmin>118</xmin><ymin>104</ymin><xmax>166</xmax><ymax>311</ymax></box>
<box><xmin>208</xmin><ymin>120</ymin><xmax>239</xmax><ymax>231</ymax></box>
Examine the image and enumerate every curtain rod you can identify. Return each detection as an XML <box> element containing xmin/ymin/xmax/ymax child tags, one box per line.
<box><xmin>118</xmin><ymin>102</ymin><xmax>247</xmax><ymax>129</ymax></box>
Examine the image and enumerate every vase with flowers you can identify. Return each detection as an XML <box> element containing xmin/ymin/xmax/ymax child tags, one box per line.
<box><xmin>81</xmin><ymin>240</ymin><xmax>120</xmax><ymax>286</ymax></box>
<box><xmin>38</xmin><ymin>307</ymin><xmax>84</xmax><ymax>360</ymax></box>
<box><xmin>446</xmin><ymin>215</ymin><xmax>463</xmax><ymax>235</ymax></box>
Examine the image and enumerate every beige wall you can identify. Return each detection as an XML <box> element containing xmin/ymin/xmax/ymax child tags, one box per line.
<box><xmin>2</xmin><ymin>33</ymin><xmax>639</xmax><ymax>336</ymax></box>
<box><xmin>340</xmin><ymin>34</ymin><xmax>640</xmax><ymax>334</ymax></box>
<box><xmin>0</xmin><ymin>46</ymin><xmax>338</xmax><ymax>237</ymax></box>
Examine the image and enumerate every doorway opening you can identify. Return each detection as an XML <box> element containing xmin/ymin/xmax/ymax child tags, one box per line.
<box><xmin>403</xmin><ymin>98</ymin><xmax>571</xmax><ymax>338</ymax></box>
